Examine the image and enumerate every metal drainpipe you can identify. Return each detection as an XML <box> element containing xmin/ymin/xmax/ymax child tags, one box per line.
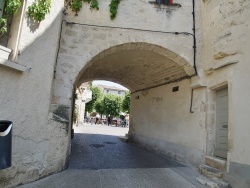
<box><xmin>190</xmin><ymin>0</ymin><xmax>197</xmax><ymax>113</ymax></box>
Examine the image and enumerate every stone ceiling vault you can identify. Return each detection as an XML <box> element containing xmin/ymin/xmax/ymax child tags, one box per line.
<box><xmin>76</xmin><ymin>43</ymin><xmax>195</xmax><ymax>92</ymax></box>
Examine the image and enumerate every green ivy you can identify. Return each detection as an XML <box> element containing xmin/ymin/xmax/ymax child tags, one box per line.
<box><xmin>109</xmin><ymin>0</ymin><xmax>120</xmax><ymax>20</ymax></box>
<box><xmin>0</xmin><ymin>0</ymin><xmax>21</xmax><ymax>35</ymax></box>
<box><xmin>69</xmin><ymin>0</ymin><xmax>99</xmax><ymax>14</ymax></box>
<box><xmin>5</xmin><ymin>0</ymin><xmax>21</xmax><ymax>14</ymax></box>
<box><xmin>90</xmin><ymin>0</ymin><xmax>99</xmax><ymax>10</ymax></box>
<box><xmin>0</xmin><ymin>17</ymin><xmax>7</xmax><ymax>36</ymax></box>
<box><xmin>0</xmin><ymin>0</ymin><xmax>119</xmax><ymax>36</ymax></box>
<box><xmin>71</xmin><ymin>0</ymin><xmax>83</xmax><ymax>13</ymax></box>
<box><xmin>27</xmin><ymin>0</ymin><xmax>51</xmax><ymax>22</ymax></box>
<box><xmin>65</xmin><ymin>0</ymin><xmax>121</xmax><ymax>19</ymax></box>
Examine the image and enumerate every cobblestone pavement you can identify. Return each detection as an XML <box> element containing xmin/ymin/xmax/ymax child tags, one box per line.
<box><xmin>19</xmin><ymin>123</ymin><xmax>207</xmax><ymax>188</ymax></box>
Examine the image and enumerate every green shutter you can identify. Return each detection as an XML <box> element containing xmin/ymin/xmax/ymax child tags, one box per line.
<box><xmin>0</xmin><ymin>0</ymin><xmax>5</xmax><ymax>18</ymax></box>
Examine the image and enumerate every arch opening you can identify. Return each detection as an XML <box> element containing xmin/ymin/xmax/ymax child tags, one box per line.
<box><xmin>74</xmin><ymin>42</ymin><xmax>195</xmax><ymax>93</ymax></box>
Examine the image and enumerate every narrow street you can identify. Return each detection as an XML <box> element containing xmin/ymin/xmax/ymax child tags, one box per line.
<box><xmin>19</xmin><ymin>123</ymin><xmax>207</xmax><ymax>188</ymax></box>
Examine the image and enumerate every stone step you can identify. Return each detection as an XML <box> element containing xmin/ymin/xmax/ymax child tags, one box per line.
<box><xmin>199</xmin><ymin>164</ymin><xmax>223</xmax><ymax>179</ymax></box>
<box><xmin>196</xmin><ymin>176</ymin><xmax>230</xmax><ymax>188</ymax></box>
<box><xmin>205</xmin><ymin>156</ymin><xmax>227</xmax><ymax>171</ymax></box>
<box><xmin>119</xmin><ymin>136</ymin><xmax>129</xmax><ymax>143</ymax></box>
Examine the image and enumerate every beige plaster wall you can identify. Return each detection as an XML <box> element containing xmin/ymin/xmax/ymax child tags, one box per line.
<box><xmin>201</xmin><ymin>0</ymin><xmax>250</xmax><ymax>165</ymax></box>
<box><xmin>201</xmin><ymin>0</ymin><xmax>250</xmax><ymax>186</ymax></box>
<box><xmin>129</xmin><ymin>79</ymin><xmax>206</xmax><ymax>165</ymax></box>
<box><xmin>0</xmin><ymin>1</ymin><xmax>71</xmax><ymax>187</ymax></box>
<box><xmin>54</xmin><ymin>0</ymin><xmax>196</xmax><ymax>108</ymax></box>
<box><xmin>64</xmin><ymin>0</ymin><xmax>193</xmax><ymax>33</ymax></box>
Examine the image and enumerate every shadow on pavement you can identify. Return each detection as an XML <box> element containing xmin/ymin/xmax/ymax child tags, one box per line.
<box><xmin>69</xmin><ymin>133</ymin><xmax>185</xmax><ymax>170</ymax></box>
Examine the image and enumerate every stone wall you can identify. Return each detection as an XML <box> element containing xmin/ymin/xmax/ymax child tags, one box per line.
<box><xmin>0</xmin><ymin>1</ymin><xmax>71</xmax><ymax>187</ymax></box>
<box><xmin>53</xmin><ymin>0</ymin><xmax>196</xmax><ymax>109</ymax></box>
<box><xmin>200</xmin><ymin>0</ymin><xmax>250</xmax><ymax>187</ymax></box>
<box><xmin>2</xmin><ymin>0</ymin><xmax>250</xmax><ymax>187</ymax></box>
<box><xmin>0</xmin><ymin>0</ymin><xmax>199</xmax><ymax>186</ymax></box>
<box><xmin>129</xmin><ymin>79</ymin><xmax>206</xmax><ymax>165</ymax></box>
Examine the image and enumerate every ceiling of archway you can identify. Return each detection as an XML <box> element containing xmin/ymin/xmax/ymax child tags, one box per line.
<box><xmin>78</xmin><ymin>50</ymin><xmax>191</xmax><ymax>92</ymax></box>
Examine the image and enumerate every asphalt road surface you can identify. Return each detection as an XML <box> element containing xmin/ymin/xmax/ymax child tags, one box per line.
<box><xmin>19</xmin><ymin>123</ymin><xmax>207</xmax><ymax>188</ymax></box>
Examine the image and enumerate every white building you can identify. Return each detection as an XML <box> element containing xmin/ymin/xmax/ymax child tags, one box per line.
<box><xmin>97</xmin><ymin>84</ymin><xmax>128</xmax><ymax>97</ymax></box>
<box><xmin>75</xmin><ymin>83</ymin><xmax>92</xmax><ymax>124</ymax></box>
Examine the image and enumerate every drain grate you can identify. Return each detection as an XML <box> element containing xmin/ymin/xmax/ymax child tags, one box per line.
<box><xmin>89</xmin><ymin>144</ymin><xmax>105</xmax><ymax>148</ymax></box>
<box><xmin>103</xmin><ymin>142</ymin><xmax>117</xmax><ymax>145</ymax></box>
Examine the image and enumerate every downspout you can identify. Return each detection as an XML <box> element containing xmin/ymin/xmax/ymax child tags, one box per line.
<box><xmin>192</xmin><ymin>0</ymin><xmax>197</xmax><ymax>75</ymax></box>
<box><xmin>190</xmin><ymin>0</ymin><xmax>197</xmax><ymax>113</ymax></box>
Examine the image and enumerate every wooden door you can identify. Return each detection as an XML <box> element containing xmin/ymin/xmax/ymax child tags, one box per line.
<box><xmin>214</xmin><ymin>88</ymin><xmax>228</xmax><ymax>159</ymax></box>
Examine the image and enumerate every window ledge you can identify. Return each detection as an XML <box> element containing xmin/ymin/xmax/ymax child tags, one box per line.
<box><xmin>190</xmin><ymin>76</ymin><xmax>207</xmax><ymax>89</ymax></box>
<box><xmin>0</xmin><ymin>45</ymin><xmax>12</xmax><ymax>59</ymax></box>
<box><xmin>0</xmin><ymin>57</ymin><xmax>28</xmax><ymax>72</ymax></box>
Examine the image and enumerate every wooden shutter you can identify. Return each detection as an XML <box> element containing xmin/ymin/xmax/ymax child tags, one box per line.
<box><xmin>0</xmin><ymin>0</ymin><xmax>5</xmax><ymax>18</ymax></box>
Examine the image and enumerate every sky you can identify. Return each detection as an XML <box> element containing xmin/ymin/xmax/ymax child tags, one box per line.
<box><xmin>93</xmin><ymin>80</ymin><xmax>129</xmax><ymax>90</ymax></box>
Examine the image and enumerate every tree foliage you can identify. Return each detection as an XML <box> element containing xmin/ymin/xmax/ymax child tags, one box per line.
<box><xmin>94</xmin><ymin>97</ymin><xmax>105</xmax><ymax>115</ymax></box>
<box><xmin>85</xmin><ymin>86</ymin><xmax>102</xmax><ymax>112</ymax></box>
<box><xmin>73</xmin><ymin>106</ymin><xmax>79</xmax><ymax>123</ymax></box>
<box><xmin>102</xmin><ymin>94</ymin><xmax>122</xmax><ymax>117</ymax></box>
<box><xmin>122</xmin><ymin>91</ymin><xmax>130</xmax><ymax>113</ymax></box>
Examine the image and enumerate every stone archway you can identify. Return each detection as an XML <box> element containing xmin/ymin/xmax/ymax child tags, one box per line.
<box><xmin>50</xmin><ymin>41</ymin><xmax>195</xmax><ymax>124</ymax></box>
<box><xmin>75</xmin><ymin>42</ymin><xmax>195</xmax><ymax>92</ymax></box>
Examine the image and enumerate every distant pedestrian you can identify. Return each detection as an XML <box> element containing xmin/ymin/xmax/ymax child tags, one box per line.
<box><xmin>95</xmin><ymin>114</ymin><xmax>100</xmax><ymax>124</ymax></box>
<box><xmin>123</xmin><ymin>118</ymin><xmax>126</xmax><ymax>127</ymax></box>
<box><xmin>107</xmin><ymin>116</ymin><xmax>111</xmax><ymax>126</ymax></box>
<box><xmin>125</xmin><ymin>115</ymin><xmax>129</xmax><ymax>127</ymax></box>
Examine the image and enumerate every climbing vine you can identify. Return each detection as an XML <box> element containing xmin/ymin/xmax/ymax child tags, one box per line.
<box><xmin>0</xmin><ymin>0</ymin><xmax>51</xmax><ymax>36</ymax></box>
<box><xmin>27</xmin><ymin>0</ymin><xmax>51</xmax><ymax>22</ymax></box>
<box><xmin>0</xmin><ymin>0</ymin><xmax>120</xmax><ymax>36</ymax></box>
<box><xmin>70</xmin><ymin>0</ymin><xmax>83</xmax><ymax>14</ymax></box>
<box><xmin>5</xmin><ymin>0</ymin><xmax>21</xmax><ymax>14</ymax></box>
<box><xmin>66</xmin><ymin>0</ymin><xmax>99</xmax><ymax>15</ymax></box>
<box><xmin>109</xmin><ymin>0</ymin><xmax>120</xmax><ymax>20</ymax></box>
<box><xmin>90</xmin><ymin>0</ymin><xmax>99</xmax><ymax>10</ymax></box>
<box><xmin>65</xmin><ymin>0</ymin><xmax>120</xmax><ymax>19</ymax></box>
<box><xmin>0</xmin><ymin>0</ymin><xmax>21</xmax><ymax>36</ymax></box>
<box><xmin>0</xmin><ymin>18</ymin><xmax>7</xmax><ymax>36</ymax></box>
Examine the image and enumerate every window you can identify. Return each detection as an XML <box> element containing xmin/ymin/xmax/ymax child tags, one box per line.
<box><xmin>0</xmin><ymin>0</ymin><xmax>26</xmax><ymax>61</ymax></box>
<box><xmin>156</xmin><ymin>0</ymin><xmax>173</xmax><ymax>5</ymax></box>
<box><xmin>118</xmin><ymin>91</ymin><xmax>121</xmax><ymax>94</ymax></box>
<box><xmin>0</xmin><ymin>1</ymin><xmax>5</xmax><ymax>18</ymax></box>
<box><xmin>106</xmin><ymin>90</ymin><xmax>109</xmax><ymax>93</ymax></box>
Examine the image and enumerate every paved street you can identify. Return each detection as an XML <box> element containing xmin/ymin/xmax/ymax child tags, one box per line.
<box><xmin>19</xmin><ymin>123</ymin><xmax>207</xmax><ymax>188</ymax></box>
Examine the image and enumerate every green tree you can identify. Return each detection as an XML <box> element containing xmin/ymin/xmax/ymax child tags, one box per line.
<box><xmin>103</xmin><ymin>94</ymin><xmax>122</xmax><ymax>117</ymax></box>
<box><xmin>73</xmin><ymin>106</ymin><xmax>79</xmax><ymax>123</ymax></box>
<box><xmin>94</xmin><ymin>97</ymin><xmax>105</xmax><ymax>115</ymax></box>
<box><xmin>85</xmin><ymin>86</ymin><xmax>102</xmax><ymax>113</ymax></box>
<box><xmin>122</xmin><ymin>91</ymin><xmax>130</xmax><ymax>113</ymax></box>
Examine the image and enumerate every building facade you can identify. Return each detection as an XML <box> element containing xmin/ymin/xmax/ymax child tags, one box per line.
<box><xmin>75</xmin><ymin>83</ymin><xmax>92</xmax><ymax>124</ymax></box>
<box><xmin>97</xmin><ymin>84</ymin><xmax>128</xmax><ymax>97</ymax></box>
<box><xmin>0</xmin><ymin>0</ymin><xmax>249</xmax><ymax>187</ymax></box>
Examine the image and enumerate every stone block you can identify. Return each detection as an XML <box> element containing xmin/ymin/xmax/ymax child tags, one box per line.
<box><xmin>205</xmin><ymin>156</ymin><xmax>227</xmax><ymax>171</ymax></box>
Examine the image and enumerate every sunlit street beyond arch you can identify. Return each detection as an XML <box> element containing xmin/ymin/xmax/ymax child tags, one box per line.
<box><xmin>19</xmin><ymin>123</ymin><xmax>207</xmax><ymax>188</ymax></box>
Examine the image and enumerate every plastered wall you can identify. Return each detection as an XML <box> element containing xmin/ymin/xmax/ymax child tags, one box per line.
<box><xmin>2</xmin><ymin>0</ymin><xmax>250</xmax><ymax>187</ymax></box>
<box><xmin>129</xmin><ymin>79</ymin><xmax>207</xmax><ymax>165</ymax></box>
<box><xmin>0</xmin><ymin>1</ymin><xmax>71</xmax><ymax>187</ymax></box>
<box><xmin>201</xmin><ymin>0</ymin><xmax>250</xmax><ymax>186</ymax></box>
